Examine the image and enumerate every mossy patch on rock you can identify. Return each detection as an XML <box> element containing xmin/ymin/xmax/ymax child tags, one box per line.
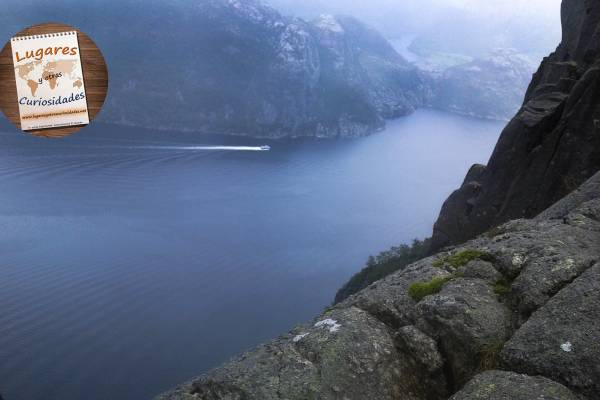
<box><xmin>433</xmin><ymin>249</ymin><xmax>494</xmax><ymax>270</ymax></box>
<box><xmin>448</xmin><ymin>250</ymin><xmax>494</xmax><ymax>268</ymax></box>
<box><xmin>432</xmin><ymin>258</ymin><xmax>446</xmax><ymax>268</ymax></box>
<box><xmin>408</xmin><ymin>276</ymin><xmax>453</xmax><ymax>301</ymax></box>
<box><xmin>493</xmin><ymin>281</ymin><xmax>510</xmax><ymax>296</ymax></box>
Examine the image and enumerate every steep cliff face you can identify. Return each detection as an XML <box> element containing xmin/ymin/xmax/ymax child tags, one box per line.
<box><xmin>431</xmin><ymin>0</ymin><xmax>600</xmax><ymax>250</ymax></box>
<box><xmin>157</xmin><ymin>171</ymin><xmax>600</xmax><ymax>400</ymax></box>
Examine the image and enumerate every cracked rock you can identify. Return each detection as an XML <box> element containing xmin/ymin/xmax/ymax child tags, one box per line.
<box><xmin>501</xmin><ymin>263</ymin><xmax>600</xmax><ymax>398</ymax></box>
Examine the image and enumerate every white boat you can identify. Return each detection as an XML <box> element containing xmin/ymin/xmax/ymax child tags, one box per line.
<box><xmin>260</xmin><ymin>145</ymin><xmax>271</xmax><ymax>151</ymax></box>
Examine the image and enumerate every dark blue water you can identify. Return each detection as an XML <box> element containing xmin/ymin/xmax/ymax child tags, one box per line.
<box><xmin>0</xmin><ymin>109</ymin><xmax>504</xmax><ymax>400</ymax></box>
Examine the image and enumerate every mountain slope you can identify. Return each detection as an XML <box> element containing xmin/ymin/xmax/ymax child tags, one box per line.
<box><xmin>429</xmin><ymin>49</ymin><xmax>536</xmax><ymax>120</ymax></box>
<box><xmin>104</xmin><ymin>3</ymin><xmax>428</xmax><ymax>138</ymax></box>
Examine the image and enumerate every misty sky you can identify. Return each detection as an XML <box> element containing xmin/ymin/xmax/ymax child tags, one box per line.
<box><xmin>267</xmin><ymin>0</ymin><xmax>563</xmax><ymax>57</ymax></box>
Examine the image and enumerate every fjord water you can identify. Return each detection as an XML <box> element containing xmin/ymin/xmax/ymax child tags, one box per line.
<box><xmin>0</xmin><ymin>110</ymin><xmax>503</xmax><ymax>400</ymax></box>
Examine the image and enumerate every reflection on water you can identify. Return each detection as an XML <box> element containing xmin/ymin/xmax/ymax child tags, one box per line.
<box><xmin>0</xmin><ymin>109</ymin><xmax>503</xmax><ymax>400</ymax></box>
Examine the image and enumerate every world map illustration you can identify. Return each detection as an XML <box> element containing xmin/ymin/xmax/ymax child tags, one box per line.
<box><xmin>15</xmin><ymin>59</ymin><xmax>83</xmax><ymax>97</ymax></box>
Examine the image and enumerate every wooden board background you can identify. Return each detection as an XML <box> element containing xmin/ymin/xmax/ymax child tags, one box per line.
<box><xmin>0</xmin><ymin>23</ymin><xmax>108</xmax><ymax>138</ymax></box>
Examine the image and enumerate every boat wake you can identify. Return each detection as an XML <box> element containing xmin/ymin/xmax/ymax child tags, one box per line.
<box><xmin>135</xmin><ymin>145</ymin><xmax>271</xmax><ymax>151</ymax></box>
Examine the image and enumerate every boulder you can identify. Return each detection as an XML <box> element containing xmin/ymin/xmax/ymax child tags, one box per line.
<box><xmin>415</xmin><ymin>278</ymin><xmax>510</xmax><ymax>388</ymax></box>
<box><xmin>450</xmin><ymin>370</ymin><xmax>578</xmax><ymax>400</ymax></box>
<box><xmin>340</xmin><ymin>258</ymin><xmax>450</xmax><ymax>329</ymax></box>
<box><xmin>157</xmin><ymin>305</ymin><xmax>447</xmax><ymax>400</ymax></box>
<box><xmin>456</xmin><ymin>260</ymin><xmax>503</xmax><ymax>284</ymax></box>
<box><xmin>501</xmin><ymin>264</ymin><xmax>600</xmax><ymax>398</ymax></box>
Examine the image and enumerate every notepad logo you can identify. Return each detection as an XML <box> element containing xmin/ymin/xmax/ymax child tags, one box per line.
<box><xmin>10</xmin><ymin>30</ymin><xmax>90</xmax><ymax>131</ymax></box>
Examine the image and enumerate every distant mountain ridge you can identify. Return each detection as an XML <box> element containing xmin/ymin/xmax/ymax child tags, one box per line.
<box><xmin>102</xmin><ymin>0</ymin><xmax>429</xmax><ymax>138</ymax></box>
<box><xmin>101</xmin><ymin>1</ymin><xmax>534</xmax><ymax>135</ymax></box>
<box><xmin>429</xmin><ymin>49</ymin><xmax>537</xmax><ymax>121</ymax></box>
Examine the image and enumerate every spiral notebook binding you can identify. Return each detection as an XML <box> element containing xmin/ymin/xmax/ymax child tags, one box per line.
<box><xmin>11</xmin><ymin>31</ymin><xmax>77</xmax><ymax>42</ymax></box>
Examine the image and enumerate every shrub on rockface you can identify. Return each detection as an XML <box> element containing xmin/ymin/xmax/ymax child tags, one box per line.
<box><xmin>334</xmin><ymin>238</ymin><xmax>431</xmax><ymax>303</ymax></box>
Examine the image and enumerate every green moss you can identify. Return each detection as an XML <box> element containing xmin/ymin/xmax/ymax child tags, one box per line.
<box><xmin>409</xmin><ymin>250</ymin><xmax>497</xmax><ymax>302</ymax></box>
<box><xmin>446</xmin><ymin>250</ymin><xmax>494</xmax><ymax>268</ymax></box>
<box><xmin>492</xmin><ymin>277</ymin><xmax>511</xmax><ymax>296</ymax></box>
<box><xmin>408</xmin><ymin>276</ymin><xmax>453</xmax><ymax>301</ymax></box>
<box><xmin>432</xmin><ymin>249</ymin><xmax>494</xmax><ymax>270</ymax></box>
<box><xmin>493</xmin><ymin>283</ymin><xmax>510</xmax><ymax>295</ymax></box>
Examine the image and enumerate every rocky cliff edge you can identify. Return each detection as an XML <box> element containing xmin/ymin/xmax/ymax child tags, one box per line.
<box><xmin>156</xmin><ymin>0</ymin><xmax>600</xmax><ymax>398</ymax></box>
<box><xmin>157</xmin><ymin>170</ymin><xmax>600</xmax><ymax>400</ymax></box>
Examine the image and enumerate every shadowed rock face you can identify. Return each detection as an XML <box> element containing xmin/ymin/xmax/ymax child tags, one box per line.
<box><xmin>156</xmin><ymin>172</ymin><xmax>600</xmax><ymax>399</ymax></box>
<box><xmin>431</xmin><ymin>0</ymin><xmax>600</xmax><ymax>251</ymax></box>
